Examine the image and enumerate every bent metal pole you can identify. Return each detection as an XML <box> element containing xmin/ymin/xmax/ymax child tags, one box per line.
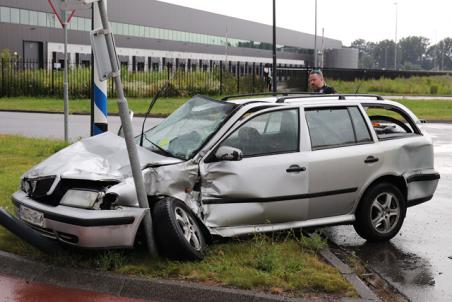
<box><xmin>96</xmin><ymin>0</ymin><xmax>158</xmax><ymax>257</ymax></box>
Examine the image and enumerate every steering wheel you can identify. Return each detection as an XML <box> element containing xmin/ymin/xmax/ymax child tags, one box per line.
<box><xmin>369</xmin><ymin>115</ymin><xmax>412</xmax><ymax>133</ymax></box>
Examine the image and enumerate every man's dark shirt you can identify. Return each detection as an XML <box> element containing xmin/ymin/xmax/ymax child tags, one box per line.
<box><xmin>317</xmin><ymin>85</ymin><xmax>336</xmax><ymax>94</ymax></box>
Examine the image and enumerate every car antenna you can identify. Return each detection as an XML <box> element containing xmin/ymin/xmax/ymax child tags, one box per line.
<box><xmin>354</xmin><ymin>80</ymin><xmax>363</xmax><ymax>94</ymax></box>
<box><xmin>139</xmin><ymin>81</ymin><xmax>171</xmax><ymax>146</ymax></box>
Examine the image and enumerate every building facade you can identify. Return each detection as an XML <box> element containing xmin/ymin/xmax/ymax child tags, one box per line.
<box><xmin>0</xmin><ymin>0</ymin><xmax>357</xmax><ymax>71</ymax></box>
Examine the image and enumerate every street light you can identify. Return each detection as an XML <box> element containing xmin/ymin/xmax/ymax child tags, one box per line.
<box><xmin>314</xmin><ymin>0</ymin><xmax>318</xmax><ymax>67</ymax></box>
<box><xmin>272</xmin><ymin>0</ymin><xmax>277</xmax><ymax>93</ymax></box>
<box><xmin>394</xmin><ymin>2</ymin><xmax>398</xmax><ymax>70</ymax></box>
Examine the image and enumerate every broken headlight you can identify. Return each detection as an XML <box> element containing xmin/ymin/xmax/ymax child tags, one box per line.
<box><xmin>60</xmin><ymin>189</ymin><xmax>104</xmax><ymax>209</ymax></box>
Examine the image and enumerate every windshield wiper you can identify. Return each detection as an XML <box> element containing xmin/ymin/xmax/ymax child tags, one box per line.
<box><xmin>139</xmin><ymin>82</ymin><xmax>172</xmax><ymax>147</ymax></box>
<box><xmin>144</xmin><ymin>135</ymin><xmax>176</xmax><ymax>158</ymax></box>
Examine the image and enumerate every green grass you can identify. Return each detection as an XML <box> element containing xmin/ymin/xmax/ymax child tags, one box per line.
<box><xmin>0</xmin><ymin>97</ymin><xmax>189</xmax><ymax>116</ymax></box>
<box><xmin>0</xmin><ymin>134</ymin><xmax>355</xmax><ymax>298</ymax></box>
<box><xmin>396</xmin><ymin>100</ymin><xmax>452</xmax><ymax>121</ymax></box>
<box><xmin>329</xmin><ymin>75</ymin><xmax>452</xmax><ymax>95</ymax></box>
<box><xmin>1</xmin><ymin>96</ymin><xmax>452</xmax><ymax>121</ymax></box>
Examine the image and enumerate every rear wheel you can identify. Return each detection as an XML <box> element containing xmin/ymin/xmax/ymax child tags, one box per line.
<box><xmin>153</xmin><ymin>197</ymin><xmax>206</xmax><ymax>260</ymax></box>
<box><xmin>354</xmin><ymin>182</ymin><xmax>406</xmax><ymax>241</ymax></box>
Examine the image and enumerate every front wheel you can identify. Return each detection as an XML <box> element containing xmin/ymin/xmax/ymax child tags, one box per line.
<box><xmin>354</xmin><ymin>183</ymin><xmax>406</xmax><ymax>241</ymax></box>
<box><xmin>153</xmin><ymin>197</ymin><xmax>207</xmax><ymax>260</ymax></box>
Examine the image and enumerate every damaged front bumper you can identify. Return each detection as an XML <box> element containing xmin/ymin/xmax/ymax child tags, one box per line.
<box><xmin>11</xmin><ymin>191</ymin><xmax>147</xmax><ymax>248</ymax></box>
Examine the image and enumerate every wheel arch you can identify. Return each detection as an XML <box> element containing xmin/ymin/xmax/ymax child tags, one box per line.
<box><xmin>355</xmin><ymin>174</ymin><xmax>407</xmax><ymax>212</ymax></box>
<box><xmin>149</xmin><ymin>195</ymin><xmax>213</xmax><ymax>244</ymax></box>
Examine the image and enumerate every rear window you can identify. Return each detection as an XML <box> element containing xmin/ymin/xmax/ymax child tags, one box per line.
<box><xmin>305</xmin><ymin>106</ymin><xmax>372</xmax><ymax>150</ymax></box>
<box><xmin>363</xmin><ymin>105</ymin><xmax>420</xmax><ymax>140</ymax></box>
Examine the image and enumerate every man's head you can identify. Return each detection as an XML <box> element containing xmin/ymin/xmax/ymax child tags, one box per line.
<box><xmin>308</xmin><ymin>69</ymin><xmax>325</xmax><ymax>92</ymax></box>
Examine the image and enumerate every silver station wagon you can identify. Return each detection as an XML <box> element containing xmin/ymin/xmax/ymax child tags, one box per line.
<box><xmin>9</xmin><ymin>94</ymin><xmax>440</xmax><ymax>260</ymax></box>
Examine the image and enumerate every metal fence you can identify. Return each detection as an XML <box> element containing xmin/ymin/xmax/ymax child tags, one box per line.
<box><xmin>1</xmin><ymin>59</ymin><xmax>451</xmax><ymax>98</ymax></box>
<box><xmin>0</xmin><ymin>59</ymin><xmax>274</xmax><ymax>98</ymax></box>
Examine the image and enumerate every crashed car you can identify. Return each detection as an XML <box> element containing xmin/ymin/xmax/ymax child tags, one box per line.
<box><xmin>10</xmin><ymin>94</ymin><xmax>440</xmax><ymax>260</ymax></box>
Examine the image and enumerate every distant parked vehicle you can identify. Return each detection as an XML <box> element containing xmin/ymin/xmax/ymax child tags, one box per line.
<box><xmin>9</xmin><ymin>94</ymin><xmax>440</xmax><ymax>260</ymax></box>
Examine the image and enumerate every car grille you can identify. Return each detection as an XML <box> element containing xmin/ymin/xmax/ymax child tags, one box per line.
<box><xmin>22</xmin><ymin>176</ymin><xmax>56</xmax><ymax>200</ymax></box>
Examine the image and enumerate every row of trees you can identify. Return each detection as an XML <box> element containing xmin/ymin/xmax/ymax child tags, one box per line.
<box><xmin>351</xmin><ymin>36</ymin><xmax>452</xmax><ymax>71</ymax></box>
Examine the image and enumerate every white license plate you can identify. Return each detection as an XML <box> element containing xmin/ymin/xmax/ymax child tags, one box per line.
<box><xmin>20</xmin><ymin>206</ymin><xmax>45</xmax><ymax>228</ymax></box>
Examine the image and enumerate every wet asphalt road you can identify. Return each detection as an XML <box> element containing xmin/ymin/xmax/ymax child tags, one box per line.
<box><xmin>325</xmin><ymin>123</ymin><xmax>452</xmax><ymax>302</ymax></box>
<box><xmin>0</xmin><ymin>112</ymin><xmax>451</xmax><ymax>301</ymax></box>
<box><xmin>0</xmin><ymin>112</ymin><xmax>162</xmax><ymax>142</ymax></box>
<box><xmin>0</xmin><ymin>274</ymin><xmax>155</xmax><ymax>302</ymax></box>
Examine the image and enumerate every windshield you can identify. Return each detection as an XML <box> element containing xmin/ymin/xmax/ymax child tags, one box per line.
<box><xmin>141</xmin><ymin>95</ymin><xmax>236</xmax><ymax>160</ymax></box>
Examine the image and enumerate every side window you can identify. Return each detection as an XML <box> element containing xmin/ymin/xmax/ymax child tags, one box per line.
<box><xmin>305</xmin><ymin>106</ymin><xmax>372</xmax><ymax>150</ymax></box>
<box><xmin>220</xmin><ymin>109</ymin><xmax>299</xmax><ymax>157</ymax></box>
<box><xmin>364</xmin><ymin>106</ymin><xmax>418</xmax><ymax>140</ymax></box>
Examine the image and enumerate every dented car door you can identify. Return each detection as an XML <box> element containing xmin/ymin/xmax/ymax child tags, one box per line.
<box><xmin>199</xmin><ymin>108</ymin><xmax>310</xmax><ymax>235</ymax></box>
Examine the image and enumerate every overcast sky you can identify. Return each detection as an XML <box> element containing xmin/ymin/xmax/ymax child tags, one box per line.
<box><xmin>159</xmin><ymin>0</ymin><xmax>451</xmax><ymax>47</ymax></box>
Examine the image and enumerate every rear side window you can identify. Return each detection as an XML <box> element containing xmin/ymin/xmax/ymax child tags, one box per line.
<box><xmin>364</xmin><ymin>105</ymin><xmax>420</xmax><ymax>140</ymax></box>
<box><xmin>305</xmin><ymin>107</ymin><xmax>372</xmax><ymax>150</ymax></box>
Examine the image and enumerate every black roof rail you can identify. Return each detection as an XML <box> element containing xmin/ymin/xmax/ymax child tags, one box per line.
<box><xmin>338</xmin><ymin>94</ymin><xmax>385</xmax><ymax>100</ymax></box>
<box><xmin>221</xmin><ymin>92</ymin><xmax>314</xmax><ymax>101</ymax></box>
<box><xmin>276</xmin><ymin>94</ymin><xmax>384</xmax><ymax>103</ymax></box>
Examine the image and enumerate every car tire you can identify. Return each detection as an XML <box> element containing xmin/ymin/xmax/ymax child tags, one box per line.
<box><xmin>153</xmin><ymin>197</ymin><xmax>206</xmax><ymax>261</ymax></box>
<box><xmin>353</xmin><ymin>182</ymin><xmax>406</xmax><ymax>242</ymax></box>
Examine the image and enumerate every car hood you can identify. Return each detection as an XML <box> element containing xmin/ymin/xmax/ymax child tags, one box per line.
<box><xmin>22</xmin><ymin>132</ymin><xmax>182</xmax><ymax>181</ymax></box>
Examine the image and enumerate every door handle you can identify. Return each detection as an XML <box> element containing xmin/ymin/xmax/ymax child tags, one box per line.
<box><xmin>286</xmin><ymin>165</ymin><xmax>306</xmax><ymax>173</ymax></box>
<box><xmin>364</xmin><ymin>156</ymin><xmax>379</xmax><ymax>164</ymax></box>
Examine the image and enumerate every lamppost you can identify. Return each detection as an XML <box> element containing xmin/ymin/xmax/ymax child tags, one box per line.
<box><xmin>272</xmin><ymin>0</ymin><xmax>277</xmax><ymax>93</ymax></box>
<box><xmin>314</xmin><ymin>0</ymin><xmax>318</xmax><ymax>67</ymax></box>
<box><xmin>394</xmin><ymin>2</ymin><xmax>398</xmax><ymax>70</ymax></box>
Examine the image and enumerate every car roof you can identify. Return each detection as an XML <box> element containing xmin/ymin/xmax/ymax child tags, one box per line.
<box><xmin>223</xmin><ymin>94</ymin><xmax>419</xmax><ymax>122</ymax></box>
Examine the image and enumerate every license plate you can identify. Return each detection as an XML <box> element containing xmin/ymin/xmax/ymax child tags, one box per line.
<box><xmin>20</xmin><ymin>206</ymin><xmax>45</xmax><ymax>228</ymax></box>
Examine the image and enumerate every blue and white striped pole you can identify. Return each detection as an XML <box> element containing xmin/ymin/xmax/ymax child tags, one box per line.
<box><xmin>92</xmin><ymin>2</ymin><xmax>107</xmax><ymax>135</ymax></box>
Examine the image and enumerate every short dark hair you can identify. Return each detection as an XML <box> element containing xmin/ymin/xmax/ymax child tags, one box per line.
<box><xmin>309</xmin><ymin>69</ymin><xmax>323</xmax><ymax>76</ymax></box>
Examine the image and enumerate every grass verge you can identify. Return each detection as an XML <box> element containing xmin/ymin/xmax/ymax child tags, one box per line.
<box><xmin>0</xmin><ymin>97</ymin><xmax>189</xmax><ymax>116</ymax></box>
<box><xmin>0</xmin><ymin>134</ymin><xmax>355</xmax><ymax>298</ymax></box>
<box><xmin>1</xmin><ymin>96</ymin><xmax>452</xmax><ymax>121</ymax></box>
<box><xmin>329</xmin><ymin>75</ymin><xmax>452</xmax><ymax>95</ymax></box>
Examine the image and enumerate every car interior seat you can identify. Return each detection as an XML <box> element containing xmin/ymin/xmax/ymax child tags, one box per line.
<box><xmin>238</xmin><ymin>126</ymin><xmax>262</xmax><ymax>156</ymax></box>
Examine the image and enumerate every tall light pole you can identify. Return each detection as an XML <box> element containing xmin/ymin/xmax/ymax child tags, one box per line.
<box><xmin>394</xmin><ymin>2</ymin><xmax>398</xmax><ymax>70</ymax></box>
<box><xmin>314</xmin><ymin>0</ymin><xmax>318</xmax><ymax>67</ymax></box>
<box><xmin>272</xmin><ymin>0</ymin><xmax>277</xmax><ymax>93</ymax></box>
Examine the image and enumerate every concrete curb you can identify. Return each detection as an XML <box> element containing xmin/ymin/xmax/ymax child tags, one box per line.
<box><xmin>0</xmin><ymin>249</ymin><xmax>327</xmax><ymax>302</ymax></box>
<box><xmin>319</xmin><ymin>249</ymin><xmax>380</xmax><ymax>302</ymax></box>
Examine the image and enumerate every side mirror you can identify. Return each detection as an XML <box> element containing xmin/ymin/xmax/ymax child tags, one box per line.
<box><xmin>215</xmin><ymin>146</ymin><xmax>243</xmax><ymax>161</ymax></box>
<box><xmin>117</xmin><ymin>111</ymin><xmax>134</xmax><ymax>137</ymax></box>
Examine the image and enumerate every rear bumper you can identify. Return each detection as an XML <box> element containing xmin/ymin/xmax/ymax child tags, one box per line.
<box><xmin>11</xmin><ymin>191</ymin><xmax>147</xmax><ymax>248</ymax></box>
<box><xmin>404</xmin><ymin>170</ymin><xmax>440</xmax><ymax>207</ymax></box>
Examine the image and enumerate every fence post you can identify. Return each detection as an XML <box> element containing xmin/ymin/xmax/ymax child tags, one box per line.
<box><xmin>252</xmin><ymin>62</ymin><xmax>255</xmax><ymax>93</ymax></box>
<box><xmin>0</xmin><ymin>59</ymin><xmax>3</xmax><ymax>97</ymax></box>
<box><xmin>219</xmin><ymin>61</ymin><xmax>223</xmax><ymax>95</ymax></box>
<box><xmin>236</xmin><ymin>61</ymin><xmax>240</xmax><ymax>93</ymax></box>
<box><xmin>51</xmin><ymin>65</ymin><xmax>55</xmax><ymax>96</ymax></box>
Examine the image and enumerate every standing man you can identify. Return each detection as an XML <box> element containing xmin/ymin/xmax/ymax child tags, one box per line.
<box><xmin>308</xmin><ymin>69</ymin><xmax>336</xmax><ymax>94</ymax></box>
<box><xmin>263</xmin><ymin>63</ymin><xmax>272</xmax><ymax>91</ymax></box>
